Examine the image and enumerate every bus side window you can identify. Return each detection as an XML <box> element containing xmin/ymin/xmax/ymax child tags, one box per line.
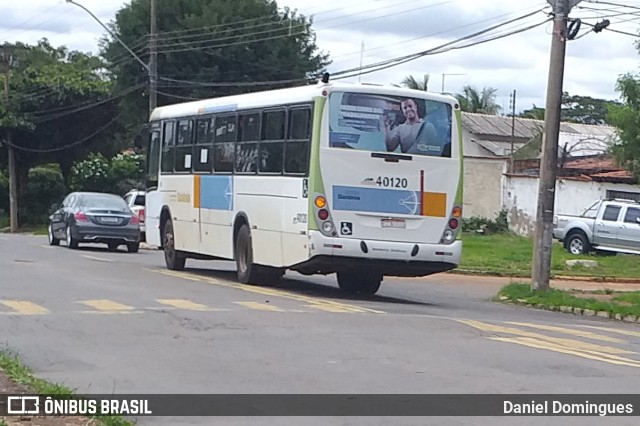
<box><xmin>285</xmin><ymin>107</ymin><xmax>311</xmax><ymax>175</ymax></box>
<box><xmin>193</xmin><ymin>117</ymin><xmax>212</xmax><ymax>173</ymax></box>
<box><xmin>236</xmin><ymin>112</ymin><xmax>260</xmax><ymax>174</ymax></box>
<box><xmin>175</xmin><ymin>119</ymin><xmax>194</xmax><ymax>172</ymax></box>
<box><xmin>161</xmin><ymin>121</ymin><xmax>175</xmax><ymax>174</ymax></box>
<box><xmin>259</xmin><ymin>109</ymin><xmax>285</xmax><ymax>174</ymax></box>
<box><xmin>213</xmin><ymin>114</ymin><xmax>236</xmax><ymax>173</ymax></box>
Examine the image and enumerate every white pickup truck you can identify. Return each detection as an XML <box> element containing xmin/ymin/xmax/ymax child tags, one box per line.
<box><xmin>553</xmin><ymin>199</ymin><xmax>640</xmax><ymax>255</ymax></box>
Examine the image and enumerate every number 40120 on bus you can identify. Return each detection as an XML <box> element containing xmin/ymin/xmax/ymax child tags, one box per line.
<box><xmin>141</xmin><ymin>75</ymin><xmax>463</xmax><ymax>295</ymax></box>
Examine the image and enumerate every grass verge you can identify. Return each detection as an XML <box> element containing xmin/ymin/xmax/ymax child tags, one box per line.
<box><xmin>497</xmin><ymin>283</ymin><xmax>640</xmax><ymax>319</ymax></box>
<box><xmin>0</xmin><ymin>349</ymin><xmax>134</xmax><ymax>426</ymax></box>
<box><xmin>459</xmin><ymin>233</ymin><xmax>640</xmax><ymax>279</ymax></box>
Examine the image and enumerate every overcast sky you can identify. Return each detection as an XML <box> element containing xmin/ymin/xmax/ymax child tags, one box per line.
<box><xmin>1</xmin><ymin>0</ymin><xmax>639</xmax><ymax>113</ymax></box>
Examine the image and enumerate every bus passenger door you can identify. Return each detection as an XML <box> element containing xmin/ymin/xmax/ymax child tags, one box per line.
<box><xmin>145</xmin><ymin>126</ymin><xmax>163</xmax><ymax>247</ymax></box>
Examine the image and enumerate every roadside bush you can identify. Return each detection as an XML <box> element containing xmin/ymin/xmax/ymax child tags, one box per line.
<box><xmin>69</xmin><ymin>153</ymin><xmax>112</xmax><ymax>193</ymax></box>
<box><xmin>462</xmin><ymin>209</ymin><xmax>509</xmax><ymax>235</ymax></box>
<box><xmin>110</xmin><ymin>152</ymin><xmax>144</xmax><ymax>195</ymax></box>
<box><xmin>22</xmin><ymin>164</ymin><xmax>66</xmax><ymax>225</ymax></box>
<box><xmin>69</xmin><ymin>151</ymin><xmax>144</xmax><ymax>196</ymax></box>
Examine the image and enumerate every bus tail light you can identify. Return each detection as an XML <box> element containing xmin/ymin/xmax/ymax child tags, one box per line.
<box><xmin>312</xmin><ymin>193</ymin><xmax>337</xmax><ymax>237</ymax></box>
<box><xmin>440</xmin><ymin>205</ymin><xmax>462</xmax><ymax>244</ymax></box>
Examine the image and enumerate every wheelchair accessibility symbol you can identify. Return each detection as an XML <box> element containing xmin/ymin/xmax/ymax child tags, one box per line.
<box><xmin>341</xmin><ymin>222</ymin><xmax>353</xmax><ymax>235</ymax></box>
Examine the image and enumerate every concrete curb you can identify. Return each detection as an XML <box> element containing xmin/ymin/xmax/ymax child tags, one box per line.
<box><xmin>452</xmin><ymin>269</ymin><xmax>640</xmax><ymax>284</ymax></box>
<box><xmin>498</xmin><ymin>297</ymin><xmax>640</xmax><ymax>325</ymax></box>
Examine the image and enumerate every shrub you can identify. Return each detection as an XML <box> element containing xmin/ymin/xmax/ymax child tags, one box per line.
<box><xmin>22</xmin><ymin>164</ymin><xmax>67</xmax><ymax>225</ymax></box>
<box><xmin>462</xmin><ymin>209</ymin><xmax>509</xmax><ymax>235</ymax></box>
<box><xmin>69</xmin><ymin>153</ymin><xmax>112</xmax><ymax>193</ymax></box>
<box><xmin>110</xmin><ymin>152</ymin><xmax>144</xmax><ymax>195</ymax></box>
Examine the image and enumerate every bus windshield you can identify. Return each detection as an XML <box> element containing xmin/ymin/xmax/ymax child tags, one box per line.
<box><xmin>329</xmin><ymin>91</ymin><xmax>452</xmax><ymax>157</ymax></box>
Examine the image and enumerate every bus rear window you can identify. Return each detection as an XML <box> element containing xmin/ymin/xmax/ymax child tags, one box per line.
<box><xmin>329</xmin><ymin>92</ymin><xmax>452</xmax><ymax>158</ymax></box>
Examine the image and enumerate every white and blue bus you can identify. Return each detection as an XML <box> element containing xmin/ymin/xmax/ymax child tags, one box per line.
<box><xmin>144</xmin><ymin>78</ymin><xmax>463</xmax><ymax>295</ymax></box>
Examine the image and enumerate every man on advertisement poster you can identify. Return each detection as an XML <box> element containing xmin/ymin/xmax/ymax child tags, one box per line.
<box><xmin>381</xmin><ymin>98</ymin><xmax>440</xmax><ymax>155</ymax></box>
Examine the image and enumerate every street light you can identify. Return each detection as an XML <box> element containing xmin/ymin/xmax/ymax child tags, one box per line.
<box><xmin>441</xmin><ymin>73</ymin><xmax>467</xmax><ymax>93</ymax></box>
<box><xmin>65</xmin><ymin>0</ymin><xmax>149</xmax><ymax>73</ymax></box>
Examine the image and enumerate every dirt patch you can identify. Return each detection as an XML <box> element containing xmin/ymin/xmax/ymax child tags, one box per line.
<box><xmin>0</xmin><ymin>369</ymin><xmax>98</xmax><ymax>426</ymax></box>
<box><xmin>569</xmin><ymin>291</ymin><xmax>634</xmax><ymax>306</ymax></box>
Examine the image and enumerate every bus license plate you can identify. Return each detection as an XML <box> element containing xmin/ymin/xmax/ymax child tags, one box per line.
<box><xmin>381</xmin><ymin>218</ymin><xmax>405</xmax><ymax>229</ymax></box>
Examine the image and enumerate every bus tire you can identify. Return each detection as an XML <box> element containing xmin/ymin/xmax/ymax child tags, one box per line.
<box><xmin>163</xmin><ymin>219</ymin><xmax>186</xmax><ymax>271</ymax></box>
<box><xmin>235</xmin><ymin>224</ymin><xmax>263</xmax><ymax>284</ymax></box>
<box><xmin>337</xmin><ymin>271</ymin><xmax>382</xmax><ymax>295</ymax></box>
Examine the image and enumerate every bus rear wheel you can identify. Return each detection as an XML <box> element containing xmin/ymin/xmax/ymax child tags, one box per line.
<box><xmin>235</xmin><ymin>224</ymin><xmax>285</xmax><ymax>285</ymax></box>
<box><xmin>163</xmin><ymin>219</ymin><xmax>186</xmax><ymax>271</ymax></box>
<box><xmin>337</xmin><ymin>271</ymin><xmax>382</xmax><ymax>295</ymax></box>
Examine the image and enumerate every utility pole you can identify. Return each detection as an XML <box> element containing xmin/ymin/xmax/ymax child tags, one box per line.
<box><xmin>0</xmin><ymin>47</ymin><xmax>18</xmax><ymax>233</ymax></box>
<box><xmin>149</xmin><ymin>0</ymin><xmax>158</xmax><ymax>115</ymax></box>
<box><xmin>509</xmin><ymin>89</ymin><xmax>516</xmax><ymax>173</ymax></box>
<box><xmin>531</xmin><ymin>0</ymin><xmax>582</xmax><ymax>291</ymax></box>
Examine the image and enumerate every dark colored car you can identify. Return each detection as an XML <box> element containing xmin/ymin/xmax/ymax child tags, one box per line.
<box><xmin>48</xmin><ymin>192</ymin><xmax>141</xmax><ymax>253</ymax></box>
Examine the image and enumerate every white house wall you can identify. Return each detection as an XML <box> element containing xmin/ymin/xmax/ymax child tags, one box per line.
<box><xmin>463</xmin><ymin>157</ymin><xmax>508</xmax><ymax>219</ymax></box>
<box><xmin>504</xmin><ymin>176</ymin><xmax>640</xmax><ymax>236</ymax></box>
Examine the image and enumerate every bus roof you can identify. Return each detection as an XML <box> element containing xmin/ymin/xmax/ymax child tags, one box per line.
<box><xmin>149</xmin><ymin>81</ymin><xmax>458</xmax><ymax>122</ymax></box>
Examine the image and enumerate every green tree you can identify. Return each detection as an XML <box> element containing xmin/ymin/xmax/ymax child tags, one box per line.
<box><xmin>455</xmin><ymin>85</ymin><xmax>501</xmax><ymax>115</ymax></box>
<box><xmin>519</xmin><ymin>93</ymin><xmax>620</xmax><ymax>124</ymax></box>
<box><xmin>519</xmin><ymin>104</ymin><xmax>545</xmax><ymax>120</ymax></box>
<box><xmin>1</xmin><ymin>39</ymin><xmax>121</xmax><ymax>223</ymax></box>
<box><xmin>397</xmin><ymin>74</ymin><xmax>429</xmax><ymax>91</ymax></box>
<box><xmin>608</xmin><ymin>73</ymin><xmax>640</xmax><ymax>180</ymax></box>
<box><xmin>102</xmin><ymin>0</ymin><xmax>330</xmax><ymax>136</ymax></box>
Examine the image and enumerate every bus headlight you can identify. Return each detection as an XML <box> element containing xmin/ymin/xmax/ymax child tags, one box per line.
<box><xmin>322</xmin><ymin>222</ymin><xmax>334</xmax><ymax>233</ymax></box>
<box><xmin>443</xmin><ymin>230</ymin><xmax>454</xmax><ymax>242</ymax></box>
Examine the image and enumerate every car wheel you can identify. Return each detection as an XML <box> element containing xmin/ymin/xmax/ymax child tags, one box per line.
<box><xmin>337</xmin><ymin>271</ymin><xmax>382</xmax><ymax>295</ymax></box>
<box><xmin>163</xmin><ymin>220</ymin><xmax>185</xmax><ymax>270</ymax></box>
<box><xmin>127</xmin><ymin>242</ymin><xmax>140</xmax><ymax>253</ymax></box>
<box><xmin>566</xmin><ymin>232</ymin><xmax>589</xmax><ymax>255</ymax></box>
<box><xmin>48</xmin><ymin>224</ymin><xmax>59</xmax><ymax>246</ymax></box>
<box><xmin>66</xmin><ymin>225</ymin><xmax>78</xmax><ymax>249</ymax></box>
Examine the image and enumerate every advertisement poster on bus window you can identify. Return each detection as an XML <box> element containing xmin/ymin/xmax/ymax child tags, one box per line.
<box><xmin>328</xmin><ymin>92</ymin><xmax>452</xmax><ymax>157</ymax></box>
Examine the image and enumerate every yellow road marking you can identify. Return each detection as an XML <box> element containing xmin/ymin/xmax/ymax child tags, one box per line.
<box><xmin>458</xmin><ymin>319</ymin><xmax>635</xmax><ymax>355</ymax></box>
<box><xmin>580</xmin><ymin>325</ymin><xmax>640</xmax><ymax>338</ymax></box>
<box><xmin>154</xmin><ymin>270</ymin><xmax>203</xmax><ymax>282</ymax></box>
<box><xmin>506</xmin><ymin>322</ymin><xmax>626</xmax><ymax>343</ymax></box>
<box><xmin>81</xmin><ymin>255</ymin><xmax>114</xmax><ymax>262</ymax></box>
<box><xmin>490</xmin><ymin>337</ymin><xmax>640</xmax><ymax>369</ymax></box>
<box><xmin>304</xmin><ymin>303</ymin><xmax>365</xmax><ymax>313</ymax></box>
<box><xmin>156</xmin><ymin>299</ymin><xmax>211</xmax><ymax>311</ymax></box>
<box><xmin>0</xmin><ymin>300</ymin><xmax>49</xmax><ymax>315</ymax></box>
<box><xmin>235</xmin><ymin>302</ymin><xmax>285</xmax><ymax>312</ymax></box>
<box><xmin>79</xmin><ymin>300</ymin><xmax>135</xmax><ymax>312</ymax></box>
<box><xmin>150</xmin><ymin>269</ymin><xmax>385</xmax><ymax>314</ymax></box>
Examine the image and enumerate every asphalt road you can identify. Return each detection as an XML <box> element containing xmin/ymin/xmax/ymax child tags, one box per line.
<box><xmin>1</xmin><ymin>233</ymin><xmax>639</xmax><ymax>425</ymax></box>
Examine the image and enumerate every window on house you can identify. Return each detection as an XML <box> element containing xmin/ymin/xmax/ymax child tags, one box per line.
<box><xmin>606</xmin><ymin>190</ymin><xmax>640</xmax><ymax>202</ymax></box>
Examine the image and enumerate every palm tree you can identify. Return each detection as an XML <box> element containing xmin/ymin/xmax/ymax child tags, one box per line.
<box><xmin>395</xmin><ymin>74</ymin><xmax>430</xmax><ymax>91</ymax></box>
<box><xmin>455</xmin><ymin>85</ymin><xmax>502</xmax><ymax>115</ymax></box>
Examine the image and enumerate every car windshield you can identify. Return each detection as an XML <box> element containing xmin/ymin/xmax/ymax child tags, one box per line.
<box><xmin>80</xmin><ymin>195</ymin><xmax>128</xmax><ymax>210</ymax></box>
<box><xmin>134</xmin><ymin>194</ymin><xmax>145</xmax><ymax>206</ymax></box>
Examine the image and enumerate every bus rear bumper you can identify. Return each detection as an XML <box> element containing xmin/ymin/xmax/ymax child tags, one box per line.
<box><xmin>292</xmin><ymin>232</ymin><xmax>462</xmax><ymax>277</ymax></box>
